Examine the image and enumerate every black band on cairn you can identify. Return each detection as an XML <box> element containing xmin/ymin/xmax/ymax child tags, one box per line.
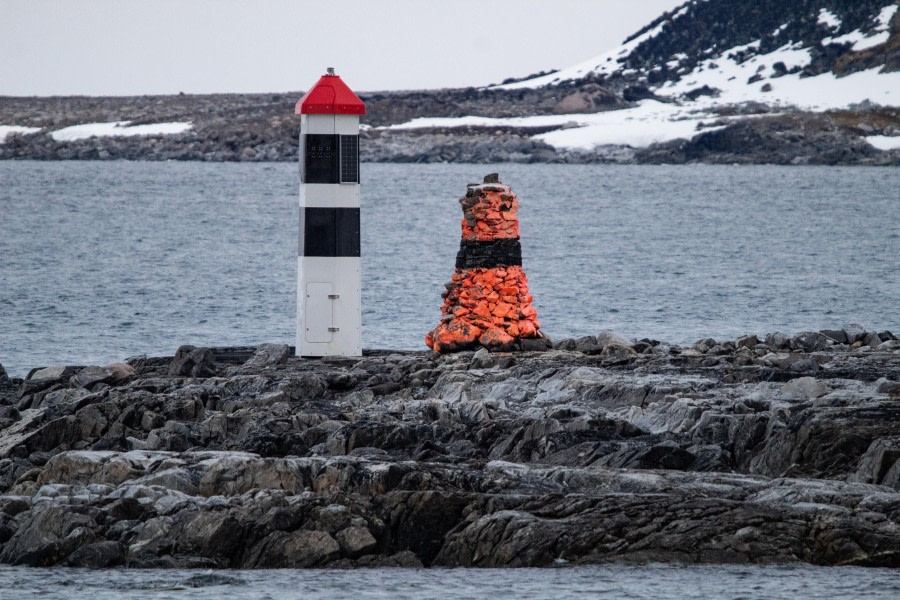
<box><xmin>456</xmin><ymin>239</ymin><xmax>522</xmax><ymax>269</ymax></box>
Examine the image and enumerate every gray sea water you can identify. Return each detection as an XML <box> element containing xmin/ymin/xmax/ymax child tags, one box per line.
<box><xmin>1</xmin><ymin>161</ymin><xmax>899</xmax><ymax>376</ymax></box>
<box><xmin>2</xmin><ymin>563</ymin><xmax>900</xmax><ymax>600</ymax></box>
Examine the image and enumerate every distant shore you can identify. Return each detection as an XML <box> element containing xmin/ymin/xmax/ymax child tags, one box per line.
<box><xmin>1</xmin><ymin>326</ymin><xmax>899</xmax><ymax>568</ymax></box>
<box><xmin>2</xmin><ymin>91</ymin><xmax>898</xmax><ymax>165</ymax></box>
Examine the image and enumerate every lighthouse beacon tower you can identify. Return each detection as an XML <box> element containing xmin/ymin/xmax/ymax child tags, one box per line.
<box><xmin>296</xmin><ymin>68</ymin><xmax>365</xmax><ymax>357</ymax></box>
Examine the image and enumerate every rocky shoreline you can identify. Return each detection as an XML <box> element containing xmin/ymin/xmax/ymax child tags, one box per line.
<box><xmin>1</xmin><ymin>325</ymin><xmax>899</xmax><ymax>569</ymax></box>
<box><xmin>2</xmin><ymin>91</ymin><xmax>898</xmax><ymax>165</ymax></box>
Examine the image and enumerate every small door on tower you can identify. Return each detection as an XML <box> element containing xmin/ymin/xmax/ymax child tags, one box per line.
<box><xmin>304</xmin><ymin>282</ymin><xmax>334</xmax><ymax>343</ymax></box>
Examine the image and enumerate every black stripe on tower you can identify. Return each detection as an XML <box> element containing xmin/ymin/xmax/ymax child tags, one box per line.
<box><xmin>301</xmin><ymin>134</ymin><xmax>360</xmax><ymax>184</ymax></box>
<box><xmin>456</xmin><ymin>239</ymin><xmax>522</xmax><ymax>269</ymax></box>
<box><xmin>299</xmin><ymin>207</ymin><xmax>361</xmax><ymax>257</ymax></box>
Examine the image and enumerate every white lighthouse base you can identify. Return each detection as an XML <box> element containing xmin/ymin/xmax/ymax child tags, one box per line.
<box><xmin>297</xmin><ymin>256</ymin><xmax>362</xmax><ymax>357</ymax></box>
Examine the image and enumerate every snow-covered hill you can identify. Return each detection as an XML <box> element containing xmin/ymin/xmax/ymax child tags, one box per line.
<box><xmin>383</xmin><ymin>0</ymin><xmax>900</xmax><ymax>155</ymax></box>
<box><xmin>2</xmin><ymin>0</ymin><xmax>898</xmax><ymax>164</ymax></box>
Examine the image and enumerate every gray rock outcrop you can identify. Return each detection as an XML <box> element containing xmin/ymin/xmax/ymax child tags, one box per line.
<box><xmin>1</xmin><ymin>326</ymin><xmax>899</xmax><ymax>568</ymax></box>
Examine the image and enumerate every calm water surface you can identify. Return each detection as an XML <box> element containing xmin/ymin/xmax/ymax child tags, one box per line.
<box><xmin>1</xmin><ymin>162</ymin><xmax>898</xmax><ymax>376</ymax></box>
<box><xmin>2</xmin><ymin>564</ymin><xmax>900</xmax><ymax>600</ymax></box>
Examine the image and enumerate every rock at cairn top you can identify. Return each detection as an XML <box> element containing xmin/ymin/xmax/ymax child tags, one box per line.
<box><xmin>426</xmin><ymin>174</ymin><xmax>549</xmax><ymax>353</ymax></box>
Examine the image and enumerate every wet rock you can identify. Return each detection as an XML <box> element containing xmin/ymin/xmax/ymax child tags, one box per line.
<box><xmin>693</xmin><ymin>338</ymin><xmax>718</xmax><ymax>353</ymax></box>
<box><xmin>853</xmin><ymin>438</ymin><xmax>900</xmax><ymax>489</ymax></box>
<box><xmin>861</xmin><ymin>332</ymin><xmax>883</xmax><ymax>349</ymax></box>
<box><xmin>821</xmin><ymin>329</ymin><xmax>848</xmax><ymax>344</ymax></box>
<box><xmin>65</xmin><ymin>541</ymin><xmax>124</xmax><ymax>567</ymax></box>
<box><xmin>356</xmin><ymin>550</ymin><xmax>423</xmax><ymax>568</ymax></box>
<box><xmin>1</xmin><ymin>333</ymin><xmax>899</xmax><ymax>568</ymax></box>
<box><xmin>781</xmin><ymin>377</ymin><xmax>827</xmax><ymax>399</ymax></box>
<box><xmin>336</xmin><ymin>526</ymin><xmax>378</xmax><ymax>557</ymax></box>
<box><xmin>764</xmin><ymin>332</ymin><xmax>790</xmax><ymax>350</ymax></box>
<box><xmin>843</xmin><ymin>324</ymin><xmax>867</xmax><ymax>344</ymax></box>
<box><xmin>596</xmin><ymin>331</ymin><xmax>632</xmax><ymax>349</ymax></box>
<box><xmin>71</xmin><ymin>367</ymin><xmax>117</xmax><ymax>389</ymax></box>
<box><xmin>168</xmin><ymin>346</ymin><xmax>217</xmax><ymax>378</ymax></box>
<box><xmin>0</xmin><ymin>502</ymin><xmax>98</xmax><ymax>564</ymax></box>
<box><xmin>469</xmin><ymin>348</ymin><xmax>493</xmax><ymax>369</ymax></box>
<box><xmin>251</xmin><ymin>530</ymin><xmax>340</xmax><ymax>567</ymax></box>
<box><xmin>242</xmin><ymin>344</ymin><xmax>290</xmax><ymax>369</ymax></box>
<box><xmin>788</xmin><ymin>358</ymin><xmax>820</xmax><ymax>373</ymax></box>
<box><xmin>790</xmin><ymin>331</ymin><xmax>829</xmax><ymax>352</ymax></box>
<box><xmin>876</xmin><ymin>378</ymin><xmax>900</xmax><ymax>395</ymax></box>
<box><xmin>600</xmin><ymin>345</ymin><xmax>636</xmax><ymax>366</ymax></box>
<box><xmin>574</xmin><ymin>336</ymin><xmax>601</xmax><ymax>355</ymax></box>
<box><xmin>181</xmin><ymin>573</ymin><xmax>247</xmax><ymax>587</ymax></box>
<box><xmin>520</xmin><ymin>337</ymin><xmax>552</xmax><ymax>352</ymax></box>
<box><xmin>28</xmin><ymin>366</ymin><xmax>76</xmax><ymax>382</ymax></box>
<box><xmin>735</xmin><ymin>335</ymin><xmax>759</xmax><ymax>349</ymax></box>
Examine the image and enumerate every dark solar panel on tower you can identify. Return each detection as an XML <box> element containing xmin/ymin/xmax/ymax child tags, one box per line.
<box><xmin>339</xmin><ymin>135</ymin><xmax>359</xmax><ymax>183</ymax></box>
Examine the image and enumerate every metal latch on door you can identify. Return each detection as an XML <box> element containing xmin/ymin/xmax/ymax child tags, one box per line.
<box><xmin>328</xmin><ymin>294</ymin><xmax>339</xmax><ymax>331</ymax></box>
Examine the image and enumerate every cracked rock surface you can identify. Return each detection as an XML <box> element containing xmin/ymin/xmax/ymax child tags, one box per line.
<box><xmin>1</xmin><ymin>327</ymin><xmax>899</xmax><ymax>568</ymax></box>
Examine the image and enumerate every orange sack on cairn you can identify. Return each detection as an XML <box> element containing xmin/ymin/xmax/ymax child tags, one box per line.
<box><xmin>426</xmin><ymin>173</ymin><xmax>550</xmax><ymax>353</ymax></box>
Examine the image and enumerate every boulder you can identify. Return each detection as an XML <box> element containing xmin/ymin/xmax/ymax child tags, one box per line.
<box><xmin>242</xmin><ymin>344</ymin><xmax>291</xmax><ymax>369</ymax></box>
<box><xmin>853</xmin><ymin>438</ymin><xmax>900</xmax><ymax>489</ymax></box>
<box><xmin>168</xmin><ymin>346</ymin><xmax>217</xmax><ymax>378</ymax></box>
<box><xmin>820</xmin><ymin>329</ymin><xmax>848</xmax><ymax>344</ymax></box>
<box><xmin>596</xmin><ymin>331</ymin><xmax>632</xmax><ymax>349</ymax></box>
<box><xmin>781</xmin><ymin>377</ymin><xmax>827</xmax><ymax>399</ymax></box>
<box><xmin>790</xmin><ymin>331</ymin><xmax>829</xmax><ymax>352</ymax></box>
<box><xmin>735</xmin><ymin>335</ymin><xmax>759</xmax><ymax>349</ymax></box>
<box><xmin>251</xmin><ymin>530</ymin><xmax>340</xmax><ymax>567</ymax></box>
<box><xmin>71</xmin><ymin>367</ymin><xmax>117</xmax><ymax>389</ymax></box>
<box><xmin>65</xmin><ymin>541</ymin><xmax>124</xmax><ymax>568</ymax></box>
<box><xmin>843</xmin><ymin>323</ymin><xmax>866</xmax><ymax>344</ymax></box>
<box><xmin>764</xmin><ymin>332</ymin><xmax>790</xmax><ymax>350</ymax></box>
<box><xmin>28</xmin><ymin>366</ymin><xmax>76</xmax><ymax>382</ymax></box>
<box><xmin>876</xmin><ymin>378</ymin><xmax>900</xmax><ymax>395</ymax></box>
<box><xmin>861</xmin><ymin>332</ymin><xmax>883</xmax><ymax>349</ymax></box>
<box><xmin>336</xmin><ymin>526</ymin><xmax>378</xmax><ymax>558</ymax></box>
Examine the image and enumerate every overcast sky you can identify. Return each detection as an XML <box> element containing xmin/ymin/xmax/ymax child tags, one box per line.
<box><xmin>2</xmin><ymin>0</ymin><xmax>684</xmax><ymax>96</ymax></box>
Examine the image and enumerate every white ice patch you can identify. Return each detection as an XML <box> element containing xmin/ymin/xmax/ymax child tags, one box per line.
<box><xmin>876</xmin><ymin>4</ymin><xmax>899</xmax><ymax>28</ymax></box>
<box><xmin>531</xmin><ymin>101</ymin><xmax>728</xmax><ymax>150</ymax></box>
<box><xmin>824</xmin><ymin>28</ymin><xmax>890</xmax><ymax>50</ymax></box>
<box><xmin>659</xmin><ymin>42</ymin><xmax>900</xmax><ymax>110</ymax></box>
<box><xmin>0</xmin><ymin>125</ymin><xmax>41</xmax><ymax>142</ymax></box>
<box><xmin>386</xmin><ymin>100</ymin><xmax>732</xmax><ymax>151</ymax></box>
<box><xmin>817</xmin><ymin>8</ymin><xmax>841</xmax><ymax>30</ymax></box>
<box><xmin>49</xmin><ymin>121</ymin><xmax>192</xmax><ymax>142</ymax></box>
<box><xmin>823</xmin><ymin>4</ymin><xmax>897</xmax><ymax>51</ymax></box>
<box><xmin>865</xmin><ymin>135</ymin><xmax>900</xmax><ymax>151</ymax></box>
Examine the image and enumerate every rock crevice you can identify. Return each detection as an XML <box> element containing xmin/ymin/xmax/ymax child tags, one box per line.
<box><xmin>1</xmin><ymin>327</ymin><xmax>899</xmax><ymax>568</ymax></box>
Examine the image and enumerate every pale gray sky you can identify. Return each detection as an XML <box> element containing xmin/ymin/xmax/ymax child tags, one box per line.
<box><xmin>1</xmin><ymin>0</ymin><xmax>684</xmax><ymax>96</ymax></box>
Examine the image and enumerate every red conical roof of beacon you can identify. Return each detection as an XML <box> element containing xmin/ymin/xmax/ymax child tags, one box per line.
<box><xmin>296</xmin><ymin>68</ymin><xmax>366</xmax><ymax>115</ymax></box>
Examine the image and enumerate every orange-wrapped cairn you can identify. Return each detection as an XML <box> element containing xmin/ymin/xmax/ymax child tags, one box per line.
<box><xmin>426</xmin><ymin>173</ymin><xmax>549</xmax><ymax>353</ymax></box>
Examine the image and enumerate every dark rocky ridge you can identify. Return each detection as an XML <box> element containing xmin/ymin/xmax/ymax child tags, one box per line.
<box><xmin>1</xmin><ymin>327</ymin><xmax>899</xmax><ymax>568</ymax></box>
<box><xmin>2</xmin><ymin>1</ymin><xmax>899</xmax><ymax>165</ymax></box>
<box><xmin>616</xmin><ymin>0</ymin><xmax>899</xmax><ymax>86</ymax></box>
